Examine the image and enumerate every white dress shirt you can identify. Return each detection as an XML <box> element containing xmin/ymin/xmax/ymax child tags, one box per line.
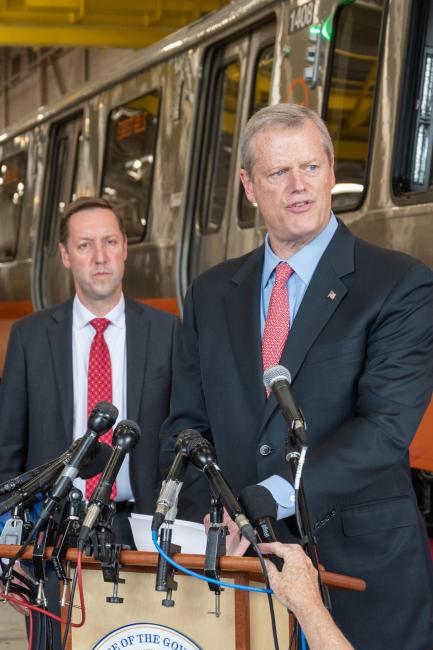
<box><xmin>71</xmin><ymin>294</ymin><xmax>133</xmax><ymax>502</ymax></box>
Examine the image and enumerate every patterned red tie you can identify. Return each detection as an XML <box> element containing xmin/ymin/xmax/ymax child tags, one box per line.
<box><xmin>262</xmin><ymin>262</ymin><xmax>293</xmax><ymax>397</ymax></box>
<box><xmin>85</xmin><ymin>318</ymin><xmax>117</xmax><ymax>500</ymax></box>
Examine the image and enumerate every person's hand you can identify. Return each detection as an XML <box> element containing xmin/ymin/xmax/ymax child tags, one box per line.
<box><xmin>204</xmin><ymin>509</ymin><xmax>251</xmax><ymax>556</ymax></box>
<box><xmin>259</xmin><ymin>542</ymin><xmax>321</xmax><ymax>614</ymax></box>
<box><xmin>0</xmin><ymin>561</ymin><xmax>30</xmax><ymax>616</ymax></box>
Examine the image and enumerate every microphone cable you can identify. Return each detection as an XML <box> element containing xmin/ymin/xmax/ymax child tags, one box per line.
<box><xmin>152</xmin><ymin>530</ymin><xmax>280</xmax><ymax>650</ymax></box>
<box><xmin>60</xmin><ymin>548</ymin><xmax>85</xmax><ymax>650</ymax></box>
<box><xmin>0</xmin><ymin>549</ymin><xmax>86</xmax><ymax>648</ymax></box>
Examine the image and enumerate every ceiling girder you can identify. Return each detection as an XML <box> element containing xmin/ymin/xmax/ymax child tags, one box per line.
<box><xmin>0</xmin><ymin>0</ymin><xmax>228</xmax><ymax>47</ymax></box>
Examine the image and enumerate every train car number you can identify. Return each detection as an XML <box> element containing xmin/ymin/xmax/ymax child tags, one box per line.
<box><xmin>289</xmin><ymin>1</ymin><xmax>314</xmax><ymax>33</ymax></box>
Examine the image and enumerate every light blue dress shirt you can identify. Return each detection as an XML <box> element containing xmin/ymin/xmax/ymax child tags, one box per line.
<box><xmin>261</xmin><ymin>213</ymin><xmax>338</xmax><ymax>334</ymax></box>
<box><xmin>259</xmin><ymin>214</ymin><xmax>338</xmax><ymax>519</ymax></box>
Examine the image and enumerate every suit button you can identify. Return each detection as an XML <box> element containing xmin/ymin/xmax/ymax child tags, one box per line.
<box><xmin>259</xmin><ymin>444</ymin><xmax>271</xmax><ymax>456</ymax></box>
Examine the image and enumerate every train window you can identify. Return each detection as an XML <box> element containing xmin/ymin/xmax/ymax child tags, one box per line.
<box><xmin>46</xmin><ymin>114</ymin><xmax>83</xmax><ymax>252</ymax></box>
<box><xmin>199</xmin><ymin>59</ymin><xmax>241</xmax><ymax>233</ymax></box>
<box><xmin>101</xmin><ymin>90</ymin><xmax>160</xmax><ymax>242</ymax></box>
<box><xmin>239</xmin><ymin>42</ymin><xmax>275</xmax><ymax>228</ymax></box>
<box><xmin>71</xmin><ymin>131</ymin><xmax>85</xmax><ymax>202</ymax></box>
<box><xmin>324</xmin><ymin>0</ymin><xmax>384</xmax><ymax>212</ymax></box>
<box><xmin>0</xmin><ymin>152</ymin><xmax>27</xmax><ymax>261</ymax></box>
<box><xmin>393</xmin><ymin>1</ymin><xmax>433</xmax><ymax>197</ymax></box>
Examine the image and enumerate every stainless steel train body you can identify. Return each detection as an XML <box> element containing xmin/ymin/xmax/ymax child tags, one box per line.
<box><xmin>1</xmin><ymin>0</ymin><xmax>430</xmax><ymax>310</ymax></box>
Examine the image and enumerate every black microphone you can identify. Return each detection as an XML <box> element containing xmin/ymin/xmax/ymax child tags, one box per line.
<box><xmin>78</xmin><ymin>419</ymin><xmax>141</xmax><ymax>546</ymax></box>
<box><xmin>33</xmin><ymin>401</ymin><xmax>118</xmax><ymax>532</ymax></box>
<box><xmin>0</xmin><ymin>448</ymin><xmax>79</xmax><ymax>498</ymax></box>
<box><xmin>263</xmin><ymin>365</ymin><xmax>307</xmax><ymax>446</ymax></box>
<box><xmin>238</xmin><ymin>484</ymin><xmax>284</xmax><ymax>570</ymax></box>
<box><xmin>152</xmin><ymin>429</ymin><xmax>203</xmax><ymax>531</ymax></box>
<box><xmin>186</xmin><ymin>435</ymin><xmax>256</xmax><ymax>545</ymax></box>
<box><xmin>0</xmin><ymin>441</ymin><xmax>112</xmax><ymax>517</ymax></box>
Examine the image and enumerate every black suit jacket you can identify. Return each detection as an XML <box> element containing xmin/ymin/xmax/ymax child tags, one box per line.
<box><xmin>161</xmin><ymin>222</ymin><xmax>433</xmax><ymax>649</ymax></box>
<box><xmin>0</xmin><ymin>298</ymin><xmax>179</xmax><ymax>515</ymax></box>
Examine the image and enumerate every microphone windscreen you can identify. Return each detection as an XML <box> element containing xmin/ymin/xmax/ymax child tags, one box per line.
<box><xmin>238</xmin><ymin>484</ymin><xmax>278</xmax><ymax>521</ymax></box>
<box><xmin>263</xmin><ymin>365</ymin><xmax>291</xmax><ymax>390</ymax></box>
<box><xmin>88</xmin><ymin>401</ymin><xmax>119</xmax><ymax>433</ymax></box>
<box><xmin>78</xmin><ymin>442</ymin><xmax>112</xmax><ymax>479</ymax></box>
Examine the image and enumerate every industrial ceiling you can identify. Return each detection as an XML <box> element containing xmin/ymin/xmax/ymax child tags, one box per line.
<box><xmin>0</xmin><ymin>0</ymin><xmax>230</xmax><ymax>48</ymax></box>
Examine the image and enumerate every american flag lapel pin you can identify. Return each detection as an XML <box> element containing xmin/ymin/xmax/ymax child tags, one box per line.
<box><xmin>327</xmin><ymin>290</ymin><xmax>336</xmax><ymax>300</ymax></box>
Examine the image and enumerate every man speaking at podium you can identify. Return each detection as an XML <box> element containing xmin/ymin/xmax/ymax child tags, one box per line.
<box><xmin>161</xmin><ymin>104</ymin><xmax>433</xmax><ymax>649</ymax></box>
<box><xmin>0</xmin><ymin>196</ymin><xmax>178</xmax><ymax>647</ymax></box>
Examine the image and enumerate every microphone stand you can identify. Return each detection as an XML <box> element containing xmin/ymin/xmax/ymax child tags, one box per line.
<box><xmin>284</xmin><ymin>416</ymin><xmax>332</xmax><ymax>621</ymax></box>
<box><xmin>52</xmin><ymin>488</ymin><xmax>83</xmax><ymax>607</ymax></box>
<box><xmin>204</xmin><ymin>496</ymin><xmax>226</xmax><ymax>617</ymax></box>
<box><xmin>89</xmin><ymin>502</ymin><xmax>125</xmax><ymax>604</ymax></box>
<box><xmin>155</xmin><ymin>502</ymin><xmax>181</xmax><ymax>607</ymax></box>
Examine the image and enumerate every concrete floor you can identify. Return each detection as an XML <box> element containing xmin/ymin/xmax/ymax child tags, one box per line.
<box><xmin>0</xmin><ymin>602</ymin><xmax>28</xmax><ymax>648</ymax></box>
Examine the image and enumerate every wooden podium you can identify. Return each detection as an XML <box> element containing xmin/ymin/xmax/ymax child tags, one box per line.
<box><xmin>0</xmin><ymin>545</ymin><xmax>365</xmax><ymax>649</ymax></box>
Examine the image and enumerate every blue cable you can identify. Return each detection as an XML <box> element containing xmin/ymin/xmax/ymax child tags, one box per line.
<box><xmin>151</xmin><ymin>529</ymin><xmax>271</xmax><ymax>594</ymax></box>
<box><xmin>301</xmin><ymin>629</ymin><xmax>307</xmax><ymax>650</ymax></box>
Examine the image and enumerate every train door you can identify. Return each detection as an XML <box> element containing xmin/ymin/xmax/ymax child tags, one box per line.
<box><xmin>33</xmin><ymin>113</ymin><xmax>85</xmax><ymax>308</ymax></box>
<box><xmin>183</xmin><ymin>21</ymin><xmax>276</xmax><ymax>288</ymax></box>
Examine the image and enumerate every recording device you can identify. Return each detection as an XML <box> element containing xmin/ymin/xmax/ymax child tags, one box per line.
<box><xmin>187</xmin><ymin>434</ymin><xmax>256</xmax><ymax>545</ymax></box>
<box><xmin>152</xmin><ymin>429</ymin><xmax>203</xmax><ymax>532</ymax></box>
<box><xmin>0</xmin><ymin>440</ymin><xmax>112</xmax><ymax>517</ymax></box>
<box><xmin>263</xmin><ymin>365</ymin><xmax>307</xmax><ymax>446</ymax></box>
<box><xmin>78</xmin><ymin>419</ymin><xmax>141</xmax><ymax>547</ymax></box>
<box><xmin>33</xmin><ymin>401</ymin><xmax>118</xmax><ymax>532</ymax></box>
<box><xmin>238</xmin><ymin>484</ymin><xmax>284</xmax><ymax>570</ymax></box>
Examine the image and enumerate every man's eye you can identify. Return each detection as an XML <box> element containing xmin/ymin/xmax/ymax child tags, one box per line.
<box><xmin>306</xmin><ymin>164</ymin><xmax>318</xmax><ymax>172</ymax></box>
<box><xmin>271</xmin><ymin>170</ymin><xmax>285</xmax><ymax>178</ymax></box>
<box><xmin>78</xmin><ymin>243</ymin><xmax>89</xmax><ymax>250</ymax></box>
<box><xmin>107</xmin><ymin>239</ymin><xmax>118</xmax><ymax>246</ymax></box>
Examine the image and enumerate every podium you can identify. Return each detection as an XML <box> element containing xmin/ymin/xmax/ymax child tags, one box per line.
<box><xmin>0</xmin><ymin>545</ymin><xmax>365</xmax><ymax>649</ymax></box>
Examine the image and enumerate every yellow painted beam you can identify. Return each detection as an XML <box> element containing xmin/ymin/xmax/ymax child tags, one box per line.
<box><xmin>0</xmin><ymin>23</ymin><xmax>174</xmax><ymax>47</ymax></box>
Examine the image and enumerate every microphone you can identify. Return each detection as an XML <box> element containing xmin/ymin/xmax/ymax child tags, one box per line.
<box><xmin>33</xmin><ymin>401</ymin><xmax>118</xmax><ymax>532</ymax></box>
<box><xmin>186</xmin><ymin>434</ymin><xmax>256</xmax><ymax>545</ymax></box>
<box><xmin>0</xmin><ymin>448</ymin><xmax>79</xmax><ymax>498</ymax></box>
<box><xmin>0</xmin><ymin>441</ymin><xmax>112</xmax><ymax>517</ymax></box>
<box><xmin>152</xmin><ymin>429</ymin><xmax>203</xmax><ymax>531</ymax></box>
<box><xmin>78</xmin><ymin>419</ymin><xmax>141</xmax><ymax>546</ymax></box>
<box><xmin>238</xmin><ymin>484</ymin><xmax>284</xmax><ymax>570</ymax></box>
<box><xmin>263</xmin><ymin>365</ymin><xmax>307</xmax><ymax>446</ymax></box>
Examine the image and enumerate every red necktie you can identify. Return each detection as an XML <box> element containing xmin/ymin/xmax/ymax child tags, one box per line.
<box><xmin>85</xmin><ymin>318</ymin><xmax>117</xmax><ymax>500</ymax></box>
<box><xmin>262</xmin><ymin>263</ymin><xmax>293</xmax><ymax>397</ymax></box>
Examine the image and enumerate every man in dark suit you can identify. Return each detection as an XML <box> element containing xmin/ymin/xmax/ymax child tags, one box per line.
<box><xmin>161</xmin><ymin>104</ymin><xmax>433</xmax><ymax>649</ymax></box>
<box><xmin>0</xmin><ymin>196</ymin><xmax>178</xmax><ymax>647</ymax></box>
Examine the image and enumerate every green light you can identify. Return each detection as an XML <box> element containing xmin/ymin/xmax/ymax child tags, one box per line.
<box><xmin>309</xmin><ymin>24</ymin><xmax>321</xmax><ymax>36</ymax></box>
<box><xmin>321</xmin><ymin>15</ymin><xmax>333</xmax><ymax>41</ymax></box>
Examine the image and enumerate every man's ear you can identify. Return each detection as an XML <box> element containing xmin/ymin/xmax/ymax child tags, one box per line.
<box><xmin>240</xmin><ymin>169</ymin><xmax>257</xmax><ymax>204</ymax></box>
<box><xmin>59</xmin><ymin>243</ymin><xmax>71</xmax><ymax>269</ymax></box>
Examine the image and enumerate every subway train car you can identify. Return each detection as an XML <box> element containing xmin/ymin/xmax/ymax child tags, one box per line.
<box><xmin>0</xmin><ymin>0</ymin><xmax>431</xmax><ymax>521</ymax></box>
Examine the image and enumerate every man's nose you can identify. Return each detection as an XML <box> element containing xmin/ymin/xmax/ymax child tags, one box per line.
<box><xmin>93</xmin><ymin>242</ymin><xmax>107</xmax><ymax>263</ymax></box>
<box><xmin>287</xmin><ymin>169</ymin><xmax>305</xmax><ymax>192</ymax></box>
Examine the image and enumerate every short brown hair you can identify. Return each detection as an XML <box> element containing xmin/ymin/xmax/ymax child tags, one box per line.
<box><xmin>240</xmin><ymin>103</ymin><xmax>334</xmax><ymax>175</ymax></box>
<box><xmin>59</xmin><ymin>196</ymin><xmax>126</xmax><ymax>245</ymax></box>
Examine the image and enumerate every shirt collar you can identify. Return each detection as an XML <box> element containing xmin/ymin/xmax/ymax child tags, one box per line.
<box><xmin>73</xmin><ymin>293</ymin><xmax>126</xmax><ymax>330</ymax></box>
<box><xmin>262</xmin><ymin>213</ymin><xmax>338</xmax><ymax>288</ymax></box>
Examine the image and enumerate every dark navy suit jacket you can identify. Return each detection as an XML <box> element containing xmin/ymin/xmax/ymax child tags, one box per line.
<box><xmin>161</xmin><ymin>221</ymin><xmax>433</xmax><ymax>649</ymax></box>
<box><xmin>0</xmin><ymin>298</ymin><xmax>179</xmax><ymax>515</ymax></box>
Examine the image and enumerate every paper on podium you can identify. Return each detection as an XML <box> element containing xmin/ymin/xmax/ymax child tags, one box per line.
<box><xmin>130</xmin><ymin>513</ymin><xmax>207</xmax><ymax>554</ymax></box>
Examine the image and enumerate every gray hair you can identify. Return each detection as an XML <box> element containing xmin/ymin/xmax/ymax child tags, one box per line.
<box><xmin>240</xmin><ymin>103</ymin><xmax>334</xmax><ymax>175</ymax></box>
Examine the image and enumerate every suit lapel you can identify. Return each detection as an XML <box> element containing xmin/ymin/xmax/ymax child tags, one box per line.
<box><xmin>47</xmin><ymin>300</ymin><xmax>74</xmax><ymax>443</ymax></box>
<box><xmin>125</xmin><ymin>300</ymin><xmax>149</xmax><ymax>422</ymax></box>
<box><xmin>260</xmin><ymin>222</ymin><xmax>355</xmax><ymax>433</ymax></box>
<box><xmin>223</xmin><ymin>247</ymin><xmax>266</xmax><ymax>419</ymax></box>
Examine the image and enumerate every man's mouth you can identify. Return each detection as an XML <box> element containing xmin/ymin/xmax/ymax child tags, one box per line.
<box><xmin>289</xmin><ymin>200</ymin><xmax>312</xmax><ymax>208</ymax></box>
